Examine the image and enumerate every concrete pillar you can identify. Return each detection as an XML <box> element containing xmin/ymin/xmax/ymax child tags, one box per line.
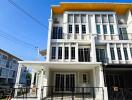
<box><xmin>107</xmin><ymin>43</ymin><xmax>112</xmax><ymax>63</ymax></box>
<box><xmin>30</xmin><ymin>70</ymin><xmax>35</xmax><ymax>93</ymax></box>
<box><xmin>75</xmin><ymin>43</ymin><xmax>79</xmax><ymax>62</ymax></box>
<box><xmin>91</xmin><ymin>34</ymin><xmax>97</xmax><ymax>62</ymax></box>
<box><xmin>14</xmin><ymin>63</ymin><xmax>22</xmax><ymax>97</ymax></box>
<box><xmin>62</xmin><ymin>43</ymin><xmax>65</xmax><ymax>62</ymax></box>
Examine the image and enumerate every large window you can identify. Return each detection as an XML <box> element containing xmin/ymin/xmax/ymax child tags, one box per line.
<box><xmin>108</xmin><ymin>15</ymin><xmax>114</xmax><ymax>23</ymax></box>
<box><xmin>102</xmin><ymin>15</ymin><xmax>108</xmax><ymax>23</ymax></box>
<box><xmin>119</xmin><ymin>28</ymin><xmax>128</xmax><ymax>40</ymax></box>
<box><xmin>110</xmin><ymin>48</ymin><xmax>115</xmax><ymax>60</ymax></box>
<box><xmin>65</xmin><ymin>47</ymin><xmax>69</xmax><ymax>59</ymax></box>
<box><xmin>74</xmin><ymin>14</ymin><xmax>80</xmax><ymax>23</ymax></box>
<box><xmin>58</xmin><ymin>47</ymin><xmax>62</xmax><ymax>59</ymax></box>
<box><xmin>103</xmin><ymin>25</ymin><xmax>107</xmax><ymax>34</ymax></box>
<box><xmin>96</xmin><ymin>25</ymin><xmax>101</xmax><ymax>34</ymax></box>
<box><xmin>71</xmin><ymin>47</ymin><xmax>75</xmax><ymax>59</ymax></box>
<box><xmin>95</xmin><ymin>15</ymin><xmax>101</xmax><ymax>23</ymax></box>
<box><xmin>75</xmin><ymin>25</ymin><xmax>79</xmax><ymax>33</ymax></box>
<box><xmin>117</xmin><ymin>48</ymin><xmax>122</xmax><ymax>60</ymax></box>
<box><xmin>78</xmin><ymin>48</ymin><xmax>90</xmax><ymax>62</ymax></box>
<box><xmin>123</xmin><ymin>48</ymin><xmax>128</xmax><ymax>60</ymax></box>
<box><xmin>96</xmin><ymin>49</ymin><xmax>107</xmax><ymax>63</ymax></box>
<box><xmin>68</xmin><ymin>14</ymin><xmax>73</xmax><ymax>23</ymax></box>
<box><xmin>81</xmin><ymin>14</ymin><xmax>86</xmax><ymax>23</ymax></box>
<box><xmin>82</xmin><ymin>25</ymin><xmax>86</xmax><ymax>34</ymax></box>
<box><xmin>110</xmin><ymin>25</ymin><xmax>114</xmax><ymax>34</ymax></box>
<box><xmin>51</xmin><ymin>47</ymin><xmax>56</xmax><ymax>59</ymax></box>
<box><xmin>52</xmin><ymin>27</ymin><xmax>63</xmax><ymax>39</ymax></box>
<box><xmin>68</xmin><ymin>25</ymin><xmax>72</xmax><ymax>33</ymax></box>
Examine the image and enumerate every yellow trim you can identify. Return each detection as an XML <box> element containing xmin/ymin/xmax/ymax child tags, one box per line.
<box><xmin>52</xmin><ymin>3</ymin><xmax>132</xmax><ymax>15</ymax></box>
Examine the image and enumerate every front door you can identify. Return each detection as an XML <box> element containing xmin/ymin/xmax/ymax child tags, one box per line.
<box><xmin>55</xmin><ymin>73</ymin><xmax>75</xmax><ymax>92</ymax></box>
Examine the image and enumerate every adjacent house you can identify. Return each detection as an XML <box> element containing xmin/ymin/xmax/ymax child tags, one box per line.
<box><xmin>14</xmin><ymin>2</ymin><xmax>132</xmax><ymax>100</ymax></box>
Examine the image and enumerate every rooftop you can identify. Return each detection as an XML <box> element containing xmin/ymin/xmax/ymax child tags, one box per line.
<box><xmin>52</xmin><ymin>2</ymin><xmax>132</xmax><ymax>15</ymax></box>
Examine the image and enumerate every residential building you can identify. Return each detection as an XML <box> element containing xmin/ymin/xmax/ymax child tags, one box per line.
<box><xmin>0</xmin><ymin>49</ymin><xmax>22</xmax><ymax>87</ymax></box>
<box><xmin>14</xmin><ymin>2</ymin><xmax>132</xmax><ymax>100</ymax></box>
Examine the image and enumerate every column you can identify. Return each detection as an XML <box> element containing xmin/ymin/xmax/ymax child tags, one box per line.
<box><xmin>127</xmin><ymin>44</ymin><xmax>132</xmax><ymax>61</ymax></box>
<box><xmin>107</xmin><ymin>43</ymin><xmax>112</xmax><ymax>63</ymax></box>
<box><xmin>75</xmin><ymin>43</ymin><xmax>79</xmax><ymax>62</ymax></box>
<box><xmin>113</xmin><ymin>14</ymin><xmax>119</xmax><ymax>40</ymax></box>
<box><xmin>73</xmin><ymin>14</ymin><xmax>75</xmax><ymax>39</ymax></box>
<box><xmin>114</xmin><ymin>44</ymin><xmax>119</xmax><ymax>63</ymax></box>
<box><xmin>91</xmin><ymin>34</ymin><xmax>97</xmax><ymax>62</ymax></box>
<box><xmin>37</xmin><ymin>69</ymin><xmax>44</xmax><ymax>100</ymax></box>
<box><xmin>63</xmin><ymin>13</ymin><xmax>68</xmax><ymax>39</ymax></box>
<box><xmin>30</xmin><ymin>70</ymin><xmax>35</xmax><ymax>93</ymax></box>
<box><xmin>120</xmin><ymin>44</ymin><xmax>125</xmax><ymax>63</ymax></box>
<box><xmin>46</xmin><ymin>19</ymin><xmax>52</xmax><ymax>62</ymax></box>
<box><xmin>14</xmin><ymin>64</ymin><xmax>22</xmax><ymax>97</ymax></box>
<box><xmin>62</xmin><ymin>43</ymin><xmax>65</xmax><ymax>62</ymax></box>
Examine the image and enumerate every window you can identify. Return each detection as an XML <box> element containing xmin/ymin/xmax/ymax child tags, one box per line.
<box><xmin>108</xmin><ymin>15</ymin><xmax>114</xmax><ymax>23</ymax></box>
<box><xmin>68</xmin><ymin>14</ymin><xmax>73</xmax><ymax>23</ymax></box>
<box><xmin>65</xmin><ymin>47</ymin><xmax>69</xmax><ymax>59</ymax></box>
<box><xmin>95</xmin><ymin>15</ymin><xmax>101</xmax><ymax>23</ymax></box>
<box><xmin>119</xmin><ymin>28</ymin><xmax>128</xmax><ymax>40</ymax></box>
<box><xmin>0</xmin><ymin>68</ymin><xmax>2</xmax><ymax>76</ymax></box>
<box><xmin>102</xmin><ymin>15</ymin><xmax>108</xmax><ymax>23</ymax></box>
<box><xmin>123</xmin><ymin>48</ymin><xmax>128</xmax><ymax>60</ymax></box>
<box><xmin>74</xmin><ymin>14</ymin><xmax>80</xmax><ymax>23</ymax></box>
<box><xmin>52</xmin><ymin>27</ymin><xmax>63</xmax><ymax>39</ymax></box>
<box><xmin>81</xmin><ymin>14</ymin><xmax>86</xmax><ymax>23</ymax></box>
<box><xmin>103</xmin><ymin>25</ymin><xmax>107</xmax><ymax>34</ymax></box>
<box><xmin>110</xmin><ymin>48</ymin><xmax>115</xmax><ymax>60</ymax></box>
<box><xmin>96</xmin><ymin>25</ymin><xmax>101</xmax><ymax>34</ymax></box>
<box><xmin>68</xmin><ymin>25</ymin><xmax>72</xmax><ymax>33</ymax></box>
<box><xmin>130</xmin><ymin>48</ymin><xmax>132</xmax><ymax>57</ymax></box>
<box><xmin>75</xmin><ymin>25</ymin><xmax>79</xmax><ymax>33</ymax></box>
<box><xmin>110</xmin><ymin>25</ymin><xmax>114</xmax><ymax>34</ymax></box>
<box><xmin>58</xmin><ymin>47</ymin><xmax>62</xmax><ymax>59</ymax></box>
<box><xmin>78</xmin><ymin>48</ymin><xmax>90</xmax><ymax>62</ymax></box>
<box><xmin>96</xmin><ymin>49</ymin><xmax>107</xmax><ymax>63</ymax></box>
<box><xmin>83</xmin><ymin>74</ymin><xmax>87</xmax><ymax>83</ymax></box>
<box><xmin>71</xmin><ymin>47</ymin><xmax>75</xmax><ymax>59</ymax></box>
<box><xmin>117</xmin><ymin>48</ymin><xmax>122</xmax><ymax>60</ymax></box>
<box><xmin>51</xmin><ymin>47</ymin><xmax>56</xmax><ymax>59</ymax></box>
<box><xmin>82</xmin><ymin>25</ymin><xmax>86</xmax><ymax>34</ymax></box>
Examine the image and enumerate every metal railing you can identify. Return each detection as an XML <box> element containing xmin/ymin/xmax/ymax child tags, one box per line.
<box><xmin>0</xmin><ymin>87</ymin><xmax>38</xmax><ymax>99</ymax></box>
<box><xmin>41</xmin><ymin>86</ymin><xmax>104</xmax><ymax>100</ymax></box>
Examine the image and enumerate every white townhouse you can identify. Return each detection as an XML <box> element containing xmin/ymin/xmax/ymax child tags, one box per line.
<box><xmin>14</xmin><ymin>2</ymin><xmax>132</xmax><ymax>100</ymax></box>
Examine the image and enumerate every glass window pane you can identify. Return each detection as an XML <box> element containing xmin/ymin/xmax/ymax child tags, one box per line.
<box><xmin>68</xmin><ymin>14</ymin><xmax>73</xmax><ymax>23</ymax></box>
<box><xmin>75</xmin><ymin>25</ymin><xmax>79</xmax><ymax>33</ymax></box>
<box><xmin>71</xmin><ymin>47</ymin><xmax>75</xmax><ymax>59</ymax></box>
<box><xmin>74</xmin><ymin>14</ymin><xmax>80</xmax><ymax>23</ymax></box>
<box><xmin>95</xmin><ymin>15</ymin><xmax>101</xmax><ymax>23</ymax></box>
<box><xmin>51</xmin><ymin>47</ymin><xmax>56</xmax><ymax>59</ymax></box>
<box><xmin>96</xmin><ymin>25</ymin><xmax>101</xmax><ymax>34</ymax></box>
<box><xmin>108</xmin><ymin>15</ymin><xmax>114</xmax><ymax>23</ymax></box>
<box><xmin>68</xmin><ymin>25</ymin><xmax>72</xmax><ymax>33</ymax></box>
<box><xmin>103</xmin><ymin>25</ymin><xmax>107</xmax><ymax>34</ymax></box>
<box><xmin>110</xmin><ymin>48</ymin><xmax>115</xmax><ymax>60</ymax></box>
<box><xmin>58</xmin><ymin>47</ymin><xmax>62</xmax><ymax>59</ymax></box>
<box><xmin>82</xmin><ymin>25</ymin><xmax>86</xmax><ymax>34</ymax></box>
<box><xmin>110</xmin><ymin>25</ymin><xmax>114</xmax><ymax>34</ymax></box>
<box><xmin>65</xmin><ymin>47</ymin><xmax>69</xmax><ymax>59</ymax></box>
<box><xmin>123</xmin><ymin>48</ymin><xmax>128</xmax><ymax>60</ymax></box>
<box><xmin>102</xmin><ymin>15</ymin><xmax>108</xmax><ymax>23</ymax></box>
<box><xmin>117</xmin><ymin>48</ymin><xmax>122</xmax><ymax>60</ymax></box>
<box><xmin>81</xmin><ymin>14</ymin><xmax>86</xmax><ymax>23</ymax></box>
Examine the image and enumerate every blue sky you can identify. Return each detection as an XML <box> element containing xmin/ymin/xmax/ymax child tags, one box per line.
<box><xmin>0</xmin><ymin>0</ymin><xmax>132</xmax><ymax>61</ymax></box>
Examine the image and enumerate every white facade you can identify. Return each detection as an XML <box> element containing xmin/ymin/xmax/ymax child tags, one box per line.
<box><xmin>14</xmin><ymin>2</ymin><xmax>132</xmax><ymax>100</ymax></box>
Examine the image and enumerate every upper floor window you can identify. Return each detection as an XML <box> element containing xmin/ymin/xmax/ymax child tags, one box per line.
<box><xmin>96</xmin><ymin>25</ymin><xmax>101</xmax><ymax>34</ymax></box>
<box><xmin>110</xmin><ymin>48</ymin><xmax>115</xmax><ymax>60</ymax></box>
<box><xmin>74</xmin><ymin>14</ymin><xmax>80</xmax><ymax>23</ymax></box>
<box><xmin>119</xmin><ymin>28</ymin><xmax>128</xmax><ymax>40</ymax></box>
<box><xmin>68</xmin><ymin>14</ymin><xmax>73</xmax><ymax>23</ymax></box>
<box><xmin>75</xmin><ymin>25</ymin><xmax>79</xmax><ymax>33</ymax></box>
<box><xmin>81</xmin><ymin>14</ymin><xmax>86</xmax><ymax>23</ymax></box>
<box><xmin>71</xmin><ymin>47</ymin><xmax>75</xmax><ymax>59</ymax></box>
<box><xmin>51</xmin><ymin>47</ymin><xmax>56</xmax><ymax>59</ymax></box>
<box><xmin>82</xmin><ymin>25</ymin><xmax>86</xmax><ymax>34</ymax></box>
<box><xmin>123</xmin><ymin>48</ymin><xmax>128</xmax><ymax>60</ymax></box>
<box><xmin>52</xmin><ymin>27</ymin><xmax>63</xmax><ymax>39</ymax></box>
<box><xmin>65</xmin><ymin>47</ymin><xmax>69</xmax><ymax>59</ymax></box>
<box><xmin>102</xmin><ymin>15</ymin><xmax>108</xmax><ymax>23</ymax></box>
<box><xmin>95</xmin><ymin>15</ymin><xmax>101</xmax><ymax>23</ymax></box>
<box><xmin>68</xmin><ymin>25</ymin><xmax>72</xmax><ymax>33</ymax></box>
<box><xmin>78</xmin><ymin>48</ymin><xmax>90</xmax><ymax>62</ymax></box>
<box><xmin>96</xmin><ymin>49</ymin><xmax>107</xmax><ymax>63</ymax></box>
<box><xmin>117</xmin><ymin>48</ymin><xmax>122</xmax><ymax>60</ymax></box>
<box><xmin>103</xmin><ymin>25</ymin><xmax>107</xmax><ymax>34</ymax></box>
<box><xmin>110</xmin><ymin>25</ymin><xmax>114</xmax><ymax>34</ymax></box>
<box><xmin>130</xmin><ymin>48</ymin><xmax>132</xmax><ymax>58</ymax></box>
<box><xmin>58</xmin><ymin>47</ymin><xmax>62</xmax><ymax>59</ymax></box>
<box><xmin>108</xmin><ymin>14</ymin><xmax>114</xmax><ymax>23</ymax></box>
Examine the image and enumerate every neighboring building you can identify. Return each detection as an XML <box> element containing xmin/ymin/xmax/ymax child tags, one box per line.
<box><xmin>0</xmin><ymin>49</ymin><xmax>22</xmax><ymax>87</ymax></box>
<box><xmin>15</xmin><ymin>2</ymin><xmax>132</xmax><ymax>100</ymax></box>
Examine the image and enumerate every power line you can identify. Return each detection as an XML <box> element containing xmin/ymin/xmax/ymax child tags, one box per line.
<box><xmin>0</xmin><ymin>29</ymin><xmax>37</xmax><ymax>49</ymax></box>
<box><xmin>8</xmin><ymin>0</ymin><xmax>48</xmax><ymax>30</ymax></box>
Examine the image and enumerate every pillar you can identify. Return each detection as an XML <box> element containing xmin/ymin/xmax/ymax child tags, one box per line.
<box><xmin>107</xmin><ymin>43</ymin><xmax>112</xmax><ymax>63</ymax></box>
